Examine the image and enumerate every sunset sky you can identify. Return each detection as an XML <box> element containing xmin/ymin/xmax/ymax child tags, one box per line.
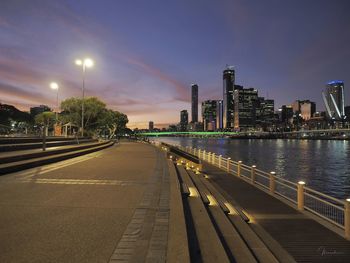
<box><xmin>0</xmin><ymin>0</ymin><xmax>349</xmax><ymax>129</ymax></box>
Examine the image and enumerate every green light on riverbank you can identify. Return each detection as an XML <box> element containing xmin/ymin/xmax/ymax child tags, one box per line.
<box><xmin>136</xmin><ymin>131</ymin><xmax>239</xmax><ymax>136</ymax></box>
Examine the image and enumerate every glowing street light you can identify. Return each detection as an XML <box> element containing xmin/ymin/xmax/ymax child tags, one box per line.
<box><xmin>75</xmin><ymin>58</ymin><xmax>94</xmax><ymax>136</ymax></box>
<box><xmin>50</xmin><ymin>82</ymin><xmax>59</xmax><ymax>122</ymax></box>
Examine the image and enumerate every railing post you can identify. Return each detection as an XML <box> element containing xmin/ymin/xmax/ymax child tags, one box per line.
<box><xmin>198</xmin><ymin>149</ymin><xmax>201</xmax><ymax>159</ymax></box>
<box><xmin>270</xmin><ymin>171</ymin><xmax>276</xmax><ymax>194</ymax></box>
<box><xmin>251</xmin><ymin>165</ymin><xmax>256</xmax><ymax>184</ymax></box>
<box><xmin>345</xmin><ymin>199</ymin><xmax>350</xmax><ymax>240</ymax></box>
<box><xmin>237</xmin><ymin>161</ymin><xmax>242</xmax><ymax>177</ymax></box>
<box><xmin>218</xmin><ymin>155</ymin><xmax>222</xmax><ymax>168</ymax></box>
<box><xmin>208</xmin><ymin>152</ymin><xmax>211</xmax><ymax>163</ymax></box>
<box><xmin>203</xmin><ymin>150</ymin><xmax>206</xmax><ymax>161</ymax></box>
<box><xmin>297</xmin><ymin>181</ymin><xmax>305</xmax><ymax>211</ymax></box>
<box><xmin>212</xmin><ymin>153</ymin><xmax>215</xmax><ymax>164</ymax></box>
<box><xmin>227</xmin><ymin>157</ymin><xmax>231</xmax><ymax>172</ymax></box>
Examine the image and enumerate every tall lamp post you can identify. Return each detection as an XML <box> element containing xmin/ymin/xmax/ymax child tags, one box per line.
<box><xmin>50</xmin><ymin>82</ymin><xmax>59</xmax><ymax>122</ymax></box>
<box><xmin>75</xmin><ymin>58</ymin><xmax>94</xmax><ymax>137</ymax></box>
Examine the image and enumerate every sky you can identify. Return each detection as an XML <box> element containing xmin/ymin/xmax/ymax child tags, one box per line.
<box><xmin>0</xmin><ymin>0</ymin><xmax>349</xmax><ymax>129</ymax></box>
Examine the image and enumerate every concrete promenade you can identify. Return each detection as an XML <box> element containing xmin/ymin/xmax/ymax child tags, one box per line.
<box><xmin>0</xmin><ymin>142</ymin><xmax>173</xmax><ymax>262</ymax></box>
<box><xmin>202</xmin><ymin>162</ymin><xmax>350</xmax><ymax>263</ymax></box>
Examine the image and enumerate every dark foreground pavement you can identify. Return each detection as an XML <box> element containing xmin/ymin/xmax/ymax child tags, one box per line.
<box><xmin>0</xmin><ymin>142</ymin><xmax>170</xmax><ymax>263</ymax></box>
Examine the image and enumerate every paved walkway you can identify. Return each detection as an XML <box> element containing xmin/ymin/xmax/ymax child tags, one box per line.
<box><xmin>0</xmin><ymin>142</ymin><xmax>169</xmax><ymax>263</ymax></box>
<box><xmin>203</xmin><ymin>162</ymin><xmax>350</xmax><ymax>263</ymax></box>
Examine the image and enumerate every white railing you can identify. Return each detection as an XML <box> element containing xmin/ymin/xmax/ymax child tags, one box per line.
<box><xmin>166</xmin><ymin>143</ymin><xmax>350</xmax><ymax>239</ymax></box>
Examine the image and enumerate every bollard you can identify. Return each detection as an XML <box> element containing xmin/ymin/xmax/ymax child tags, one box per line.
<box><xmin>227</xmin><ymin>157</ymin><xmax>231</xmax><ymax>172</ymax></box>
<box><xmin>237</xmin><ymin>161</ymin><xmax>242</xmax><ymax>177</ymax></box>
<box><xmin>270</xmin><ymin>172</ymin><xmax>276</xmax><ymax>194</ymax></box>
<box><xmin>251</xmin><ymin>165</ymin><xmax>256</xmax><ymax>184</ymax></box>
<box><xmin>297</xmin><ymin>181</ymin><xmax>305</xmax><ymax>211</ymax></box>
<box><xmin>218</xmin><ymin>155</ymin><xmax>222</xmax><ymax>168</ymax></box>
<box><xmin>345</xmin><ymin>199</ymin><xmax>350</xmax><ymax>240</ymax></box>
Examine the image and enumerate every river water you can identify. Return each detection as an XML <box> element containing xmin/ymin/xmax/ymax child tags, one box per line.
<box><xmin>154</xmin><ymin>137</ymin><xmax>350</xmax><ymax>200</ymax></box>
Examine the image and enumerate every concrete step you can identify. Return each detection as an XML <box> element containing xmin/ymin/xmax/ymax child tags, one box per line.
<box><xmin>166</xmin><ymin>160</ymin><xmax>190</xmax><ymax>263</ymax></box>
<box><xmin>177</xmin><ymin>165</ymin><xmax>230</xmax><ymax>263</ymax></box>
<box><xmin>0</xmin><ymin>136</ymin><xmax>88</xmax><ymax>144</ymax></box>
<box><xmin>199</xmin><ymin>173</ymin><xmax>281</xmax><ymax>263</ymax></box>
<box><xmin>0</xmin><ymin>141</ymin><xmax>114</xmax><ymax>175</ymax></box>
<box><xmin>0</xmin><ymin>141</ymin><xmax>106</xmax><ymax>164</ymax></box>
<box><xmin>0</xmin><ymin>139</ymin><xmax>96</xmax><ymax>152</ymax></box>
<box><xmin>189</xmin><ymin>170</ymin><xmax>257</xmax><ymax>263</ymax></box>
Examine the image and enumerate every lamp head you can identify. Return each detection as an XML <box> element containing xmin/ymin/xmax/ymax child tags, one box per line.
<box><xmin>50</xmin><ymin>82</ymin><xmax>59</xmax><ymax>90</ymax></box>
<box><xmin>84</xmin><ymin>58</ymin><xmax>94</xmax><ymax>68</ymax></box>
<box><xmin>75</xmin><ymin>59</ymin><xmax>82</xmax><ymax>66</ymax></box>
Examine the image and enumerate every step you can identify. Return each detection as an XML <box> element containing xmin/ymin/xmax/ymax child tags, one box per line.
<box><xmin>189</xmin><ymin>170</ymin><xmax>257</xmax><ymax>263</ymax></box>
<box><xmin>0</xmin><ymin>141</ymin><xmax>107</xmax><ymax>164</ymax></box>
<box><xmin>0</xmin><ymin>141</ymin><xmax>114</xmax><ymax>175</ymax></box>
<box><xmin>167</xmin><ymin>161</ymin><xmax>190</xmax><ymax>263</ymax></box>
<box><xmin>177</xmin><ymin>165</ymin><xmax>229</xmax><ymax>263</ymax></box>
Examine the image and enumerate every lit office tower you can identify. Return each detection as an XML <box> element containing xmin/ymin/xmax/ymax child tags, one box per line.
<box><xmin>322</xmin><ymin>80</ymin><xmax>345</xmax><ymax>120</ymax></box>
<box><xmin>234</xmin><ymin>87</ymin><xmax>258</xmax><ymax>130</ymax></box>
<box><xmin>216</xmin><ymin>100</ymin><xmax>223</xmax><ymax>130</ymax></box>
<box><xmin>223</xmin><ymin>66</ymin><xmax>235</xmax><ymax>130</ymax></box>
<box><xmin>202</xmin><ymin>100</ymin><xmax>217</xmax><ymax>131</ymax></box>
<box><xmin>180</xmin><ymin>110</ymin><xmax>188</xmax><ymax>131</ymax></box>
<box><xmin>191</xmin><ymin>84</ymin><xmax>198</xmax><ymax>123</ymax></box>
<box><xmin>300</xmin><ymin>100</ymin><xmax>316</xmax><ymax>121</ymax></box>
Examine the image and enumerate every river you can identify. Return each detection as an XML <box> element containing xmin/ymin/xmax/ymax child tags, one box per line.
<box><xmin>153</xmin><ymin>137</ymin><xmax>350</xmax><ymax>200</ymax></box>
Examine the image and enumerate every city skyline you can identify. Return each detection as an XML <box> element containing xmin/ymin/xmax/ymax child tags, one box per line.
<box><xmin>0</xmin><ymin>0</ymin><xmax>350</xmax><ymax>129</ymax></box>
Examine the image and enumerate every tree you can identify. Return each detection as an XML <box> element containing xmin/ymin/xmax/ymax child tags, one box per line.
<box><xmin>60</xmin><ymin>97</ymin><xmax>128</xmax><ymax>137</ymax></box>
<box><xmin>60</xmin><ymin>97</ymin><xmax>106</xmax><ymax>134</ymax></box>
<box><xmin>98</xmin><ymin>110</ymin><xmax>129</xmax><ymax>138</ymax></box>
<box><xmin>35</xmin><ymin>111</ymin><xmax>55</xmax><ymax>128</ymax></box>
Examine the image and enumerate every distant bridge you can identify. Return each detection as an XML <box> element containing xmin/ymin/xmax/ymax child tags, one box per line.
<box><xmin>137</xmin><ymin>128</ymin><xmax>350</xmax><ymax>137</ymax></box>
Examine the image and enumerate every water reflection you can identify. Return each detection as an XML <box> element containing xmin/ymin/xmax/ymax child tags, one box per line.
<box><xmin>156</xmin><ymin>137</ymin><xmax>350</xmax><ymax>199</ymax></box>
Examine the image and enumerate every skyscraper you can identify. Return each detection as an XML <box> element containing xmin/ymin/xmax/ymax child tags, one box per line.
<box><xmin>300</xmin><ymin>100</ymin><xmax>316</xmax><ymax>120</ymax></box>
<box><xmin>256</xmin><ymin>97</ymin><xmax>275</xmax><ymax>128</ymax></box>
<box><xmin>202</xmin><ymin>100</ymin><xmax>217</xmax><ymax>131</ymax></box>
<box><xmin>191</xmin><ymin>84</ymin><xmax>198</xmax><ymax>123</ymax></box>
<box><xmin>322</xmin><ymin>80</ymin><xmax>345</xmax><ymax>120</ymax></box>
<box><xmin>234</xmin><ymin>87</ymin><xmax>258</xmax><ymax>130</ymax></box>
<box><xmin>223</xmin><ymin>66</ymin><xmax>235</xmax><ymax>130</ymax></box>
<box><xmin>216</xmin><ymin>100</ymin><xmax>223</xmax><ymax>130</ymax></box>
<box><xmin>180</xmin><ymin>110</ymin><xmax>188</xmax><ymax>131</ymax></box>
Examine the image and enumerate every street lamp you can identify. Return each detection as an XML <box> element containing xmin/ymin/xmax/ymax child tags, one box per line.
<box><xmin>50</xmin><ymin>82</ymin><xmax>59</xmax><ymax>122</ymax></box>
<box><xmin>75</xmin><ymin>58</ymin><xmax>94</xmax><ymax>137</ymax></box>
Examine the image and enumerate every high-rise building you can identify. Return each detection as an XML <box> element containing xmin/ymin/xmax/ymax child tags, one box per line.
<box><xmin>291</xmin><ymin>100</ymin><xmax>301</xmax><ymax>113</ymax></box>
<box><xmin>322</xmin><ymin>80</ymin><xmax>345</xmax><ymax>120</ymax></box>
<box><xmin>149</xmin><ymin>121</ymin><xmax>154</xmax><ymax>131</ymax></box>
<box><xmin>256</xmin><ymin>97</ymin><xmax>275</xmax><ymax>128</ymax></box>
<box><xmin>202</xmin><ymin>100</ymin><xmax>218</xmax><ymax>131</ymax></box>
<box><xmin>216</xmin><ymin>100</ymin><xmax>223</xmax><ymax>130</ymax></box>
<box><xmin>300</xmin><ymin>100</ymin><xmax>316</xmax><ymax>120</ymax></box>
<box><xmin>180</xmin><ymin>110</ymin><xmax>188</xmax><ymax>131</ymax></box>
<box><xmin>191</xmin><ymin>84</ymin><xmax>198</xmax><ymax>123</ymax></box>
<box><xmin>345</xmin><ymin>106</ymin><xmax>350</xmax><ymax>119</ymax></box>
<box><xmin>234</xmin><ymin>87</ymin><xmax>258</xmax><ymax>130</ymax></box>
<box><xmin>223</xmin><ymin>66</ymin><xmax>235</xmax><ymax>130</ymax></box>
<box><xmin>279</xmin><ymin>105</ymin><xmax>294</xmax><ymax>123</ymax></box>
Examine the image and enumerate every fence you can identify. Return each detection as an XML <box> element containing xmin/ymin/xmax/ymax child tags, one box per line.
<box><xmin>165</xmin><ymin>143</ymin><xmax>350</xmax><ymax>239</ymax></box>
